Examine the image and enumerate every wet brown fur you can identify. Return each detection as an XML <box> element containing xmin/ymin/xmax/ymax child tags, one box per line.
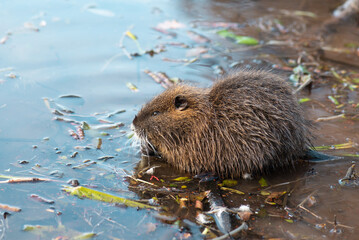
<box><xmin>132</xmin><ymin>70</ymin><xmax>312</xmax><ymax>178</ymax></box>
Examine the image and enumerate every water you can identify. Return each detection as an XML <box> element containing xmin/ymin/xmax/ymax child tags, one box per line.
<box><xmin>0</xmin><ymin>0</ymin><xmax>358</xmax><ymax>239</ymax></box>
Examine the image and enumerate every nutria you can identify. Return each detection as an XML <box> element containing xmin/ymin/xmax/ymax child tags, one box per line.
<box><xmin>132</xmin><ymin>70</ymin><xmax>312</xmax><ymax>178</ymax></box>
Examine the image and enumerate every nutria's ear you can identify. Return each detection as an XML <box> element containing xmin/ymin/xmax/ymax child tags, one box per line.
<box><xmin>174</xmin><ymin>95</ymin><xmax>188</xmax><ymax>111</ymax></box>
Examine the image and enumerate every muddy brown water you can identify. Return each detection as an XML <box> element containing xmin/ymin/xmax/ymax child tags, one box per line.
<box><xmin>0</xmin><ymin>0</ymin><xmax>358</xmax><ymax>239</ymax></box>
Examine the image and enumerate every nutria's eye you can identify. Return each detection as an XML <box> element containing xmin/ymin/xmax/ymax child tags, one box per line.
<box><xmin>152</xmin><ymin>111</ymin><xmax>160</xmax><ymax>116</ymax></box>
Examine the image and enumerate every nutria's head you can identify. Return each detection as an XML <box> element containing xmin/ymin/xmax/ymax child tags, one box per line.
<box><xmin>132</xmin><ymin>85</ymin><xmax>210</xmax><ymax>156</ymax></box>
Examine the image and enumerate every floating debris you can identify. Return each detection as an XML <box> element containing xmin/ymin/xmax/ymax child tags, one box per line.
<box><xmin>72</xmin><ymin>161</ymin><xmax>96</xmax><ymax>169</ymax></box>
<box><xmin>125</xmin><ymin>30</ymin><xmax>145</xmax><ymax>54</ymax></box>
<box><xmin>85</xmin><ymin>5</ymin><xmax>115</xmax><ymax>17</ymax></box>
<box><xmin>185</xmin><ymin>46</ymin><xmax>208</xmax><ymax>57</ymax></box>
<box><xmin>0</xmin><ymin>35</ymin><xmax>8</xmax><ymax>44</ymax></box>
<box><xmin>0</xmin><ymin>203</ymin><xmax>21</xmax><ymax>212</ymax></box>
<box><xmin>315</xmin><ymin>114</ymin><xmax>345</xmax><ymax>122</ymax></box>
<box><xmin>76</xmin><ymin>126</ymin><xmax>85</xmax><ymax>140</ymax></box>
<box><xmin>217</xmin><ymin>29</ymin><xmax>258</xmax><ymax>45</ymax></box>
<box><xmin>172</xmin><ymin>176</ymin><xmax>191</xmax><ymax>182</ymax></box>
<box><xmin>156</xmin><ymin>20</ymin><xmax>186</xmax><ymax>30</ymax></box>
<box><xmin>219</xmin><ymin>179</ymin><xmax>238</xmax><ymax>187</ymax></box>
<box><xmin>18</xmin><ymin>160</ymin><xmax>29</xmax><ymax>164</ymax></box>
<box><xmin>63</xmin><ymin>185</ymin><xmax>158</xmax><ymax>209</ymax></box>
<box><xmin>73</xmin><ymin>232</ymin><xmax>98</xmax><ymax>239</ymax></box>
<box><xmin>258</xmin><ymin>177</ymin><xmax>268</xmax><ymax>187</ymax></box>
<box><xmin>97</xmin><ymin>156</ymin><xmax>114</xmax><ymax>161</ymax></box>
<box><xmin>53</xmin><ymin>117</ymin><xmax>80</xmax><ymax>124</ymax></box>
<box><xmin>69</xmin><ymin>130</ymin><xmax>80</xmax><ymax>140</ymax></box>
<box><xmin>96</xmin><ymin>138</ymin><xmax>102</xmax><ymax>149</ymax></box>
<box><xmin>67</xmin><ymin>179</ymin><xmax>80</xmax><ymax>187</ymax></box>
<box><xmin>220</xmin><ymin>187</ymin><xmax>245</xmax><ymax>195</ymax></box>
<box><xmin>59</xmin><ymin>94</ymin><xmax>82</xmax><ymax>98</ymax></box>
<box><xmin>6</xmin><ymin>72</ymin><xmax>17</xmax><ymax>79</ymax></box>
<box><xmin>143</xmin><ymin>69</ymin><xmax>179</xmax><ymax>89</ymax></box>
<box><xmin>328</xmin><ymin>96</ymin><xmax>339</xmax><ymax>105</ymax></box>
<box><xmin>0</xmin><ymin>175</ymin><xmax>51</xmax><ymax>184</ymax></box>
<box><xmin>152</xmin><ymin>27</ymin><xmax>177</xmax><ymax>37</ymax></box>
<box><xmin>90</xmin><ymin>122</ymin><xmax>124</xmax><ymax>130</ymax></box>
<box><xmin>24</xmin><ymin>22</ymin><xmax>39</xmax><ymax>31</ymax></box>
<box><xmin>164</xmin><ymin>42</ymin><xmax>189</xmax><ymax>48</ymax></box>
<box><xmin>194</xmin><ymin>21</ymin><xmax>240</xmax><ymax>29</ymax></box>
<box><xmin>106</xmin><ymin>109</ymin><xmax>126</xmax><ymax>118</ymax></box>
<box><xmin>339</xmin><ymin>164</ymin><xmax>359</xmax><ymax>186</ymax></box>
<box><xmin>126</xmin><ymin>82</ymin><xmax>139</xmax><ymax>92</ymax></box>
<box><xmin>299</xmin><ymin>98</ymin><xmax>311</xmax><ymax>103</ymax></box>
<box><xmin>30</xmin><ymin>194</ymin><xmax>54</xmax><ymax>204</ymax></box>
<box><xmin>264</xmin><ymin>191</ymin><xmax>287</xmax><ymax>205</ymax></box>
<box><xmin>187</xmin><ymin>30</ymin><xmax>210</xmax><ymax>43</ymax></box>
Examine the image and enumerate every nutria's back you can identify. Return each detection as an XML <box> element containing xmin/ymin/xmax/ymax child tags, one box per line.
<box><xmin>132</xmin><ymin>70</ymin><xmax>312</xmax><ymax>178</ymax></box>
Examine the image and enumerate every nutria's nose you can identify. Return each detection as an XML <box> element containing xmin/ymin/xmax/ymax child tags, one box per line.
<box><xmin>133</xmin><ymin>115</ymin><xmax>138</xmax><ymax>125</ymax></box>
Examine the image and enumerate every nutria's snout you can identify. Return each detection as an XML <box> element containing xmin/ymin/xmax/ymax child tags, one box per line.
<box><xmin>131</xmin><ymin>114</ymin><xmax>158</xmax><ymax>157</ymax></box>
<box><xmin>132</xmin><ymin>115</ymin><xmax>138</xmax><ymax>127</ymax></box>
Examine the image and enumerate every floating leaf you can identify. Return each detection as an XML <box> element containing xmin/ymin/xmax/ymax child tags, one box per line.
<box><xmin>235</xmin><ymin>36</ymin><xmax>259</xmax><ymax>45</ymax></box>
<box><xmin>217</xmin><ymin>29</ymin><xmax>238</xmax><ymax>38</ymax></box>
<box><xmin>63</xmin><ymin>186</ymin><xmax>158</xmax><ymax>209</ymax></box>
<box><xmin>258</xmin><ymin>177</ymin><xmax>268</xmax><ymax>187</ymax></box>
<box><xmin>293</xmin><ymin>10</ymin><xmax>317</xmax><ymax>18</ymax></box>
<box><xmin>328</xmin><ymin>96</ymin><xmax>339</xmax><ymax>105</ymax></box>
<box><xmin>125</xmin><ymin>31</ymin><xmax>137</xmax><ymax>41</ymax></box>
<box><xmin>313</xmin><ymin>140</ymin><xmax>355</xmax><ymax>150</ymax></box>
<box><xmin>23</xmin><ymin>224</ymin><xmax>55</xmax><ymax>232</ymax></box>
<box><xmin>73</xmin><ymin>232</ymin><xmax>97</xmax><ymax>239</ymax></box>
<box><xmin>342</xmin><ymin>154</ymin><xmax>359</xmax><ymax>157</ymax></box>
<box><xmin>220</xmin><ymin>179</ymin><xmax>238</xmax><ymax>187</ymax></box>
<box><xmin>299</xmin><ymin>98</ymin><xmax>311</xmax><ymax>103</ymax></box>
<box><xmin>260</xmin><ymin>190</ymin><xmax>271</xmax><ymax>196</ymax></box>
<box><xmin>220</xmin><ymin>187</ymin><xmax>244</xmax><ymax>195</ymax></box>
<box><xmin>172</xmin><ymin>176</ymin><xmax>191</xmax><ymax>182</ymax></box>
<box><xmin>125</xmin><ymin>30</ymin><xmax>145</xmax><ymax>54</ymax></box>
<box><xmin>217</xmin><ymin>29</ymin><xmax>258</xmax><ymax>45</ymax></box>
<box><xmin>331</xmin><ymin>69</ymin><xmax>344</xmax><ymax>82</ymax></box>
<box><xmin>127</xmin><ymin>132</ymin><xmax>134</xmax><ymax>139</ymax></box>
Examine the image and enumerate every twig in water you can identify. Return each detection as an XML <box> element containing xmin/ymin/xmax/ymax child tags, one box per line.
<box><xmin>260</xmin><ymin>176</ymin><xmax>312</xmax><ymax>192</ymax></box>
<box><xmin>127</xmin><ymin>175</ymin><xmax>157</xmax><ymax>186</ymax></box>
<box><xmin>297</xmin><ymin>190</ymin><xmax>318</xmax><ymax>208</ymax></box>
<box><xmin>211</xmin><ymin>222</ymin><xmax>248</xmax><ymax>240</ymax></box>
<box><xmin>101</xmin><ymin>53</ymin><xmax>123</xmax><ymax>72</ymax></box>
<box><xmin>118</xmin><ymin>27</ymin><xmax>134</xmax><ymax>60</ymax></box>
<box><xmin>293</xmin><ymin>75</ymin><xmax>313</xmax><ymax>94</ymax></box>
<box><xmin>315</xmin><ymin>113</ymin><xmax>345</xmax><ymax>122</ymax></box>
<box><xmin>298</xmin><ymin>205</ymin><xmax>322</xmax><ymax>220</ymax></box>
